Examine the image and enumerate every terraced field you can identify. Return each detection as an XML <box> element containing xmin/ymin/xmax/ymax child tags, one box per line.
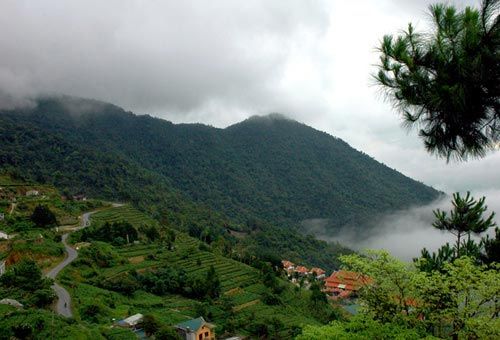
<box><xmin>110</xmin><ymin>234</ymin><xmax>261</xmax><ymax>296</ymax></box>
<box><xmin>106</xmin><ymin>235</ymin><xmax>318</xmax><ymax>328</ymax></box>
<box><xmin>90</xmin><ymin>205</ymin><xmax>157</xmax><ymax>228</ymax></box>
<box><xmin>63</xmin><ymin>205</ymin><xmax>324</xmax><ymax>336</ymax></box>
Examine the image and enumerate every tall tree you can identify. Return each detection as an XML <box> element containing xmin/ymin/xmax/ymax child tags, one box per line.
<box><xmin>480</xmin><ymin>226</ymin><xmax>500</xmax><ymax>263</ymax></box>
<box><xmin>433</xmin><ymin>192</ymin><xmax>495</xmax><ymax>256</ymax></box>
<box><xmin>30</xmin><ymin>204</ymin><xmax>57</xmax><ymax>228</ymax></box>
<box><xmin>417</xmin><ymin>192</ymin><xmax>496</xmax><ymax>271</ymax></box>
<box><xmin>375</xmin><ymin>0</ymin><xmax>500</xmax><ymax>160</ymax></box>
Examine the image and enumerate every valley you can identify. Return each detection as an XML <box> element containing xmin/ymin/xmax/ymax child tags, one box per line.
<box><xmin>0</xmin><ymin>96</ymin><xmax>497</xmax><ymax>339</ymax></box>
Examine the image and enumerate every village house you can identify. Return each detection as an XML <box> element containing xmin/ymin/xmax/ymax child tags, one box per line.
<box><xmin>282</xmin><ymin>260</ymin><xmax>327</xmax><ymax>279</ymax></box>
<box><xmin>175</xmin><ymin>317</ymin><xmax>215</xmax><ymax>340</ymax></box>
<box><xmin>0</xmin><ymin>212</ymin><xmax>4</xmax><ymax>221</ymax></box>
<box><xmin>72</xmin><ymin>194</ymin><xmax>87</xmax><ymax>201</ymax></box>
<box><xmin>116</xmin><ymin>313</ymin><xmax>144</xmax><ymax>329</ymax></box>
<box><xmin>25</xmin><ymin>190</ymin><xmax>39</xmax><ymax>196</ymax></box>
<box><xmin>281</xmin><ymin>260</ymin><xmax>295</xmax><ymax>274</ymax></box>
<box><xmin>310</xmin><ymin>267</ymin><xmax>326</xmax><ymax>279</ymax></box>
<box><xmin>323</xmin><ymin>270</ymin><xmax>372</xmax><ymax>299</ymax></box>
<box><xmin>294</xmin><ymin>265</ymin><xmax>310</xmax><ymax>276</ymax></box>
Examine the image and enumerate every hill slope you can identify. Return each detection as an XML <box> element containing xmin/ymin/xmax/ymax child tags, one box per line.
<box><xmin>63</xmin><ymin>205</ymin><xmax>330</xmax><ymax>337</ymax></box>
<box><xmin>0</xmin><ymin>96</ymin><xmax>439</xmax><ymax>235</ymax></box>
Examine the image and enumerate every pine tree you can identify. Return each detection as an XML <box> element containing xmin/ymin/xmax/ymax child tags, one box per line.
<box><xmin>375</xmin><ymin>0</ymin><xmax>499</xmax><ymax>160</ymax></box>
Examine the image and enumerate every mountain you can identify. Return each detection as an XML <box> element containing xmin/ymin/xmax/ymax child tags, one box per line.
<box><xmin>0</xmin><ymin>96</ymin><xmax>440</xmax><ymax>236</ymax></box>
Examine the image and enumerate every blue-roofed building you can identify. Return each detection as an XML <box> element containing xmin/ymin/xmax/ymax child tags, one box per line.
<box><xmin>116</xmin><ymin>313</ymin><xmax>143</xmax><ymax>329</ymax></box>
<box><xmin>174</xmin><ymin>316</ymin><xmax>215</xmax><ymax>340</ymax></box>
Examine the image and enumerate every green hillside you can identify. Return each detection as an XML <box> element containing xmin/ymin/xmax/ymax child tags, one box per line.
<box><xmin>60</xmin><ymin>206</ymin><xmax>335</xmax><ymax>338</ymax></box>
<box><xmin>1</xmin><ymin>197</ymin><xmax>339</xmax><ymax>338</ymax></box>
<box><xmin>0</xmin><ymin>96</ymin><xmax>440</xmax><ymax>237</ymax></box>
<box><xmin>0</xmin><ymin>175</ymin><xmax>104</xmax><ymax>270</ymax></box>
<box><xmin>90</xmin><ymin>205</ymin><xmax>158</xmax><ymax>228</ymax></box>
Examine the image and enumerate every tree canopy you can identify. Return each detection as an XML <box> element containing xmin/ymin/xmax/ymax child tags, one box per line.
<box><xmin>432</xmin><ymin>192</ymin><xmax>495</xmax><ymax>254</ymax></box>
<box><xmin>0</xmin><ymin>260</ymin><xmax>55</xmax><ymax>307</ymax></box>
<box><xmin>301</xmin><ymin>251</ymin><xmax>500</xmax><ymax>339</ymax></box>
<box><xmin>375</xmin><ymin>0</ymin><xmax>500</xmax><ymax>160</ymax></box>
<box><xmin>30</xmin><ymin>204</ymin><xmax>57</xmax><ymax>228</ymax></box>
<box><xmin>416</xmin><ymin>192</ymin><xmax>496</xmax><ymax>272</ymax></box>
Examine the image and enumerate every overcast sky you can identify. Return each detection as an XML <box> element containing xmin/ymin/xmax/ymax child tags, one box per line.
<box><xmin>1</xmin><ymin>0</ymin><xmax>499</xmax><ymax>200</ymax></box>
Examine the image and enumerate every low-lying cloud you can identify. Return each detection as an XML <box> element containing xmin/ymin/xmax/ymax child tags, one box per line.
<box><xmin>304</xmin><ymin>190</ymin><xmax>500</xmax><ymax>262</ymax></box>
<box><xmin>0</xmin><ymin>0</ymin><xmax>330</xmax><ymax>122</ymax></box>
<box><xmin>0</xmin><ymin>90</ymin><xmax>36</xmax><ymax>111</ymax></box>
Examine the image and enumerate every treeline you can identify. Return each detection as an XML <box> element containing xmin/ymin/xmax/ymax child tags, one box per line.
<box><xmin>100</xmin><ymin>265</ymin><xmax>221</xmax><ymax>301</ymax></box>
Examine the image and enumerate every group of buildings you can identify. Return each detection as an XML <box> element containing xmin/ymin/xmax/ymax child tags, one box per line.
<box><xmin>282</xmin><ymin>260</ymin><xmax>371</xmax><ymax>300</ymax></box>
<box><xmin>281</xmin><ymin>260</ymin><xmax>326</xmax><ymax>279</ymax></box>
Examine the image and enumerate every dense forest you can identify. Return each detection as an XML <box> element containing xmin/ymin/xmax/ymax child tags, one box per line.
<box><xmin>0</xmin><ymin>96</ymin><xmax>440</xmax><ymax>234</ymax></box>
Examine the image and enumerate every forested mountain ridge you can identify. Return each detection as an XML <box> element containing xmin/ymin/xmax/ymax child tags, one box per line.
<box><xmin>0</xmin><ymin>96</ymin><xmax>440</xmax><ymax>235</ymax></box>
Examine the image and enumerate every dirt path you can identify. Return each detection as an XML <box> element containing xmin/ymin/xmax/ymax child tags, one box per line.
<box><xmin>46</xmin><ymin>210</ymin><xmax>96</xmax><ymax>317</ymax></box>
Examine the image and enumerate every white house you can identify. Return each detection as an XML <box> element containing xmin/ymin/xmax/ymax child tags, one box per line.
<box><xmin>116</xmin><ymin>313</ymin><xmax>143</xmax><ymax>329</ymax></box>
<box><xmin>26</xmin><ymin>190</ymin><xmax>39</xmax><ymax>196</ymax></box>
<box><xmin>0</xmin><ymin>231</ymin><xmax>10</xmax><ymax>240</ymax></box>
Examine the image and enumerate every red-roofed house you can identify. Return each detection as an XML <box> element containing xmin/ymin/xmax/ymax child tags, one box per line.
<box><xmin>323</xmin><ymin>270</ymin><xmax>372</xmax><ymax>299</ymax></box>
<box><xmin>281</xmin><ymin>260</ymin><xmax>295</xmax><ymax>275</ymax></box>
<box><xmin>310</xmin><ymin>267</ymin><xmax>326</xmax><ymax>279</ymax></box>
<box><xmin>294</xmin><ymin>266</ymin><xmax>310</xmax><ymax>276</ymax></box>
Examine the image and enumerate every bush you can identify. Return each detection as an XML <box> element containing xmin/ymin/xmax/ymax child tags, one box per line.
<box><xmin>11</xmin><ymin>324</ymin><xmax>33</xmax><ymax>339</ymax></box>
<box><xmin>262</xmin><ymin>292</ymin><xmax>282</xmax><ymax>306</ymax></box>
<box><xmin>80</xmin><ymin>242</ymin><xmax>121</xmax><ymax>268</ymax></box>
<box><xmin>80</xmin><ymin>303</ymin><xmax>102</xmax><ymax>322</ymax></box>
<box><xmin>142</xmin><ymin>314</ymin><xmax>159</xmax><ymax>336</ymax></box>
<box><xmin>100</xmin><ymin>273</ymin><xmax>138</xmax><ymax>296</ymax></box>
<box><xmin>31</xmin><ymin>205</ymin><xmax>57</xmax><ymax>228</ymax></box>
<box><xmin>156</xmin><ymin>326</ymin><xmax>182</xmax><ymax>340</ymax></box>
<box><xmin>31</xmin><ymin>288</ymin><xmax>56</xmax><ymax>308</ymax></box>
<box><xmin>79</xmin><ymin>221</ymin><xmax>138</xmax><ymax>245</ymax></box>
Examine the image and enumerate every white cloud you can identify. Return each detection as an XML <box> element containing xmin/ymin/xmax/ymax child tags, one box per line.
<box><xmin>0</xmin><ymin>0</ymin><xmax>497</xmax><ymax>195</ymax></box>
<box><xmin>326</xmin><ymin>189</ymin><xmax>500</xmax><ymax>261</ymax></box>
<box><xmin>0</xmin><ymin>0</ymin><xmax>330</xmax><ymax>121</ymax></box>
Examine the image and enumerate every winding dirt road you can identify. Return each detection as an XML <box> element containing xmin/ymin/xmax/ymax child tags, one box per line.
<box><xmin>46</xmin><ymin>211</ymin><xmax>95</xmax><ymax>317</ymax></box>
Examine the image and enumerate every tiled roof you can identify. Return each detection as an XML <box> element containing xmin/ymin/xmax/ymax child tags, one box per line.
<box><xmin>311</xmin><ymin>267</ymin><xmax>325</xmax><ymax>275</ymax></box>
<box><xmin>175</xmin><ymin>317</ymin><xmax>214</xmax><ymax>332</ymax></box>
<box><xmin>295</xmin><ymin>265</ymin><xmax>309</xmax><ymax>273</ymax></box>
<box><xmin>324</xmin><ymin>270</ymin><xmax>372</xmax><ymax>291</ymax></box>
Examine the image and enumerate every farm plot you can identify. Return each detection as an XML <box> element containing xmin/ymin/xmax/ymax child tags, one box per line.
<box><xmin>90</xmin><ymin>205</ymin><xmax>157</xmax><ymax>228</ymax></box>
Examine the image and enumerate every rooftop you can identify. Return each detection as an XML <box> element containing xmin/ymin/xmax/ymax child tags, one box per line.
<box><xmin>325</xmin><ymin>270</ymin><xmax>372</xmax><ymax>291</ymax></box>
<box><xmin>119</xmin><ymin>313</ymin><xmax>143</xmax><ymax>326</ymax></box>
<box><xmin>175</xmin><ymin>317</ymin><xmax>214</xmax><ymax>333</ymax></box>
<box><xmin>295</xmin><ymin>265</ymin><xmax>309</xmax><ymax>273</ymax></box>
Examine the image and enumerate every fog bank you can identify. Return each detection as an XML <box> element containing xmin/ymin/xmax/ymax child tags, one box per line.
<box><xmin>304</xmin><ymin>190</ymin><xmax>500</xmax><ymax>262</ymax></box>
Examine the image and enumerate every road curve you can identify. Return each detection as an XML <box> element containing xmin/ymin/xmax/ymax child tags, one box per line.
<box><xmin>46</xmin><ymin>211</ymin><xmax>95</xmax><ymax>317</ymax></box>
